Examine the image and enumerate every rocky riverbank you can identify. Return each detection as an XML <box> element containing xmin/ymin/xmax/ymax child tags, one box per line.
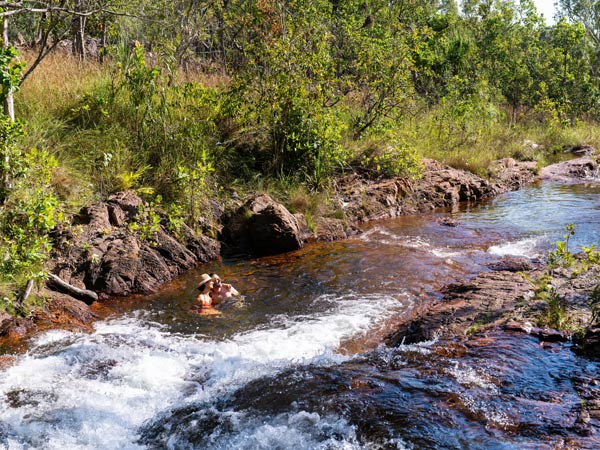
<box><xmin>0</xmin><ymin>154</ymin><xmax>593</xmax><ymax>342</ymax></box>
<box><xmin>381</xmin><ymin>153</ymin><xmax>600</xmax><ymax>434</ymax></box>
<box><xmin>385</xmin><ymin>153</ymin><xmax>600</xmax><ymax>344</ymax></box>
<box><xmin>386</xmin><ymin>257</ymin><xmax>600</xmax><ymax>348</ymax></box>
<box><xmin>386</xmin><ymin>153</ymin><xmax>600</xmax><ymax>350</ymax></box>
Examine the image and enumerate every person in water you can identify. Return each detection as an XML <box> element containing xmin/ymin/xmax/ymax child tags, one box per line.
<box><xmin>196</xmin><ymin>273</ymin><xmax>214</xmax><ymax>309</ymax></box>
<box><xmin>209</xmin><ymin>273</ymin><xmax>239</xmax><ymax>302</ymax></box>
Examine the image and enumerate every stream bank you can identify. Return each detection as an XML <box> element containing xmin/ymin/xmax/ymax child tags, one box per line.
<box><xmin>0</xmin><ymin>155</ymin><xmax>589</xmax><ymax>345</ymax></box>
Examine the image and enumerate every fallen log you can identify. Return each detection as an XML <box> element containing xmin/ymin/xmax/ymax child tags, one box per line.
<box><xmin>46</xmin><ymin>273</ymin><xmax>98</xmax><ymax>304</ymax></box>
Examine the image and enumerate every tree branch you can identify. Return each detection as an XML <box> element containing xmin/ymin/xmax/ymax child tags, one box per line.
<box><xmin>46</xmin><ymin>273</ymin><xmax>98</xmax><ymax>304</ymax></box>
<box><xmin>0</xmin><ymin>3</ymin><xmax>158</xmax><ymax>21</ymax></box>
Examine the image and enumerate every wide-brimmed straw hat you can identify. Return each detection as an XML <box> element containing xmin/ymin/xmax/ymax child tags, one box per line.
<box><xmin>197</xmin><ymin>273</ymin><xmax>212</xmax><ymax>290</ymax></box>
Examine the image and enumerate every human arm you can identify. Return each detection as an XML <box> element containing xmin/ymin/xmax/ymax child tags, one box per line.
<box><xmin>223</xmin><ymin>283</ymin><xmax>239</xmax><ymax>297</ymax></box>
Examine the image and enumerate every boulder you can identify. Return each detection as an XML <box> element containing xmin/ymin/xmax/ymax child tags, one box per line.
<box><xmin>30</xmin><ymin>292</ymin><xmax>97</xmax><ymax>333</ymax></box>
<box><xmin>221</xmin><ymin>194</ymin><xmax>303</xmax><ymax>257</ymax></box>
<box><xmin>108</xmin><ymin>191</ymin><xmax>143</xmax><ymax>221</ymax></box>
<box><xmin>489</xmin><ymin>158</ymin><xmax>537</xmax><ymax>192</ymax></box>
<box><xmin>577</xmin><ymin>327</ymin><xmax>600</xmax><ymax>356</ymax></box>
<box><xmin>0</xmin><ymin>311</ymin><xmax>34</xmax><ymax>338</ymax></box>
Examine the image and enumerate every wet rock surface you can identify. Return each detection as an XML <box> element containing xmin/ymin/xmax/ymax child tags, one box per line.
<box><xmin>31</xmin><ymin>291</ymin><xmax>97</xmax><ymax>334</ymax></box>
<box><xmin>0</xmin><ymin>312</ymin><xmax>34</xmax><ymax>339</ymax></box>
<box><xmin>540</xmin><ymin>155</ymin><xmax>600</xmax><ymax>183</ymax></box>
<box><xmin>387</xmin><ymin>261</ymin><xmax>600</xmax><ymax>351</ymax></box>
<box><xmin>335</xmin><ymin>158</ymin><xmax>536</xmax><ymax>223</ymax></box>
<box><xmin>386</xmin><ymin>257</ymin><xmax>600</xmax><ymax>436</ymax></box>
<box><xmin>387</xmin><ymin>268</ymin><xmax>540</xmax><ymax>344</ymax></box>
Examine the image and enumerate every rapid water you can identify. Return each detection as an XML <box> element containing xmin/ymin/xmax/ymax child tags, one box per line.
<box><xmin>0</xmin><ymin>182</ymin><xmax>599</xmax><ymax>449</ymax></box>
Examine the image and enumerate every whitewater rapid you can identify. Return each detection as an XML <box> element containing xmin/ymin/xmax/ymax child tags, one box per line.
<box><xmin>0</xmin><ymin>291</ymin><xmax>409</xmax><ymax>450</ymax></box>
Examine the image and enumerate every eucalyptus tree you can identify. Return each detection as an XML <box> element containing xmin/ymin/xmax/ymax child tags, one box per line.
<box><xmin>558</xmin><ymin>0</ymin><xmax>600</xmax><ymax>107</ymax></box>
<box><xmin>559</xmin><ymin>0</ymin><xmax>600</xmax><ymax>44</ymax></box>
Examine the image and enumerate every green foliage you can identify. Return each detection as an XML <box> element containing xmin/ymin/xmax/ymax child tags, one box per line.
<box><xmin>6</xmin><ymin>0</ymin><xmax>600</xmax><ymax>243</ymax></box>
<box><xmin>115</xmin><ymin>164</ymin><xmax>153</xmax><ymax>193</ymax></box>
<box><xmin>0</xmin><ymin>114</ymin><xmax>25</xmax><ymax>202</ymax></box>
<box><xmin>128</xmin><ymin>198</ymin><xmax>162</xmax><ymax>244</ymax></box>
<box><xmin>175</xmin><ymin>147</ymin><xmax>216</xmax><ymax>225</ymax></box>
<box><xmin>522</xmin><ymin>272</ymin><xmax>570</xmax><ymax>330</ymax></box>
<box><xmin>224</xmin><ymin>0</ymin><xmax>350</xmax><ymax>187</ymax></box>
<box><xmin>543</xmin><ymin>289</ymin><xmax>570</xmax><ymax>330</ymax></box>
<box><xmin>523</xmin><ymin>224</ymin><xmax>600</xmax><ymax>331</ymax></box>
<box><xmin>589</xmin><ymin>285</ymin><xmax>600</xmax><ymax>326</ymax></box>
<box><xmin>0</xmin><ymin>46</ymin><xmax>25</xmax><ymax>102</ymax></box>
<box><xmin>582</xmin><ymin>244</ymin><xmax>600</xmax><ymax>266</ymax></box>
<box><xmin>358</xmin><ymin>137</ymin><xmax>424</xmax><ymax>179</ymax></box>
<box><xmin>547</xmin><ymin>223</ymin><xmax>576</xmax><ymax>268</ymax></box>
<box><xmin>0</xmin><ymin>143</ymin><xmax>61</xmax><ymax>309</ymax></box>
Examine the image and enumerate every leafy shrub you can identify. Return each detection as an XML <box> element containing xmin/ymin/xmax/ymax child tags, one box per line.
<box><xmin>358</xmin><ymin>137</ymin><xmax>423</xmax><ymax>179</ymax></box>
<box><xmin>547</xmin><ymin>224</ymin><xmax>576</xmax><ymax>268</ymax></box>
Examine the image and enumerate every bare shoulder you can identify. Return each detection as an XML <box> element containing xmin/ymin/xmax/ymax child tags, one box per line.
<box><xmin>223</xmin><ymin>283</ymin><xmax>240</xmax><ymax>296</ymax></box>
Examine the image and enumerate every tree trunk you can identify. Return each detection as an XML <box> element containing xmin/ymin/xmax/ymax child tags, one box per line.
<box><xmin>72</xmin><ymin>1</ymin><xmax>87</xmax><ymax>60</ymax></box>
<box><xmin>46</xmin><ymin>273</ymin><xmax>98</xmax><ymax>304</ymax></box>
<box><xmin>100</xmin><ymin>13</ymin><xmax>107</xmax><ymax>62</ymax></box>
<box><xmin>36</xmin><ymin>13</ymin><xmax>48</xmax><ymax>47</ymax></box>
<box><xmin>2</xmin><ymin>18</ymin><xmax>15</xmax><ymax>121</ymax></box>
<box><xmin>1</xmin><ymin>17</ymin><xmax>14</xmax><ymax>203</ymax></box>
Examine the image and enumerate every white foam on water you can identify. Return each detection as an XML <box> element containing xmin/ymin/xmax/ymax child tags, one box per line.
<box><xmin>0</xmin><ymin>291</ymin><xmax>408</xmax><ymax>450</ymax></box>
<box><xmin>430</xmin><ymin>248</ymin><xmax>463</xmax><ymax>259</ymax></box>
<box><xmin>446</xmin><ymin>362</ymin><xmax>498</xmax><ymax>393</ymax></box>
<box><xmin>460</xmin><ymin>394</ymin><xmax>514</xmax><ymax>429</ymax></box>
<box><xmin>189</xmin><ymin>410</ymin><xmax>410</xmax><ymax>450</ymax></box>
<box><xmin>360</xmin><ymin>227</ymin><xmax>431</xmax><ymax>249</ymax></box>
<box><xmin>447</xmin><ymin>363</ymin><xmax>513</xmax><ymax>430</ymax></box>
<box><xmin>361</xmin><ymin>227</ymin><xmax>467</xmax><ymax>261</ymax></box>
<box><xmin>487</xmin><ymin>236</ymin><xmax>543</xmax><ymax>258</ymax></box>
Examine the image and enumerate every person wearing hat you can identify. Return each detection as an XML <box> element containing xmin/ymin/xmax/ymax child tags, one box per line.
<box><xmin>195</xmin><ymin>273</ymin><xmax>214</xmax><ymax>309</ymax></box>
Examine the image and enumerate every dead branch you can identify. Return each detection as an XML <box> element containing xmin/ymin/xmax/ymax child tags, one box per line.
<box><xmin>46</xmin><ymin>273</ymin><xmax>98</xmax><ymax>304</ymax></box>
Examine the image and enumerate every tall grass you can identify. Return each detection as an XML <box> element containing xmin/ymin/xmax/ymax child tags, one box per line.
<box><xmin>12</xmin><ymin>51</ymin><xmax>600</xmax><ymax>218</ymax></box>
<box><xmin>396</xmin><ymin>107</ymin><xmax>600</xmax><ymax>177</ymax></box>
<box><xmin>18</xmin><ymin>51</ymin><xmax>107</xmax><ymax>116</ymax></box>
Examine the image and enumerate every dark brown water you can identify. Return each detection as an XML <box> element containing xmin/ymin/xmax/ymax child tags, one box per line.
<box><xmin>0</xmin><ymin>182</ymin><xmax>599</xmax><ymax>449</ymax></box>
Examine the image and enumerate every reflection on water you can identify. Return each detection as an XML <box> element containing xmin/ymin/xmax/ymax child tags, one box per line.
<box><xmin>0</xmin><ymin>182</ymin><xmax>599</xmax><ymax>449</ymax></box>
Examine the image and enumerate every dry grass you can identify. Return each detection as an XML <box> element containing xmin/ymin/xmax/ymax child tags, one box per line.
<box><xmin>17</xmin><ymin>51</ymin><xmax>109</xmax><ymax>117</ymax></box>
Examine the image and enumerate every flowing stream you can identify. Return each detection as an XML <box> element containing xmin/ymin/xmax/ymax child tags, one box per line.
<box><xmin>1</xmin><ymin>182</ymin><xmax>600</xmax><ymax>449</ymax></box>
